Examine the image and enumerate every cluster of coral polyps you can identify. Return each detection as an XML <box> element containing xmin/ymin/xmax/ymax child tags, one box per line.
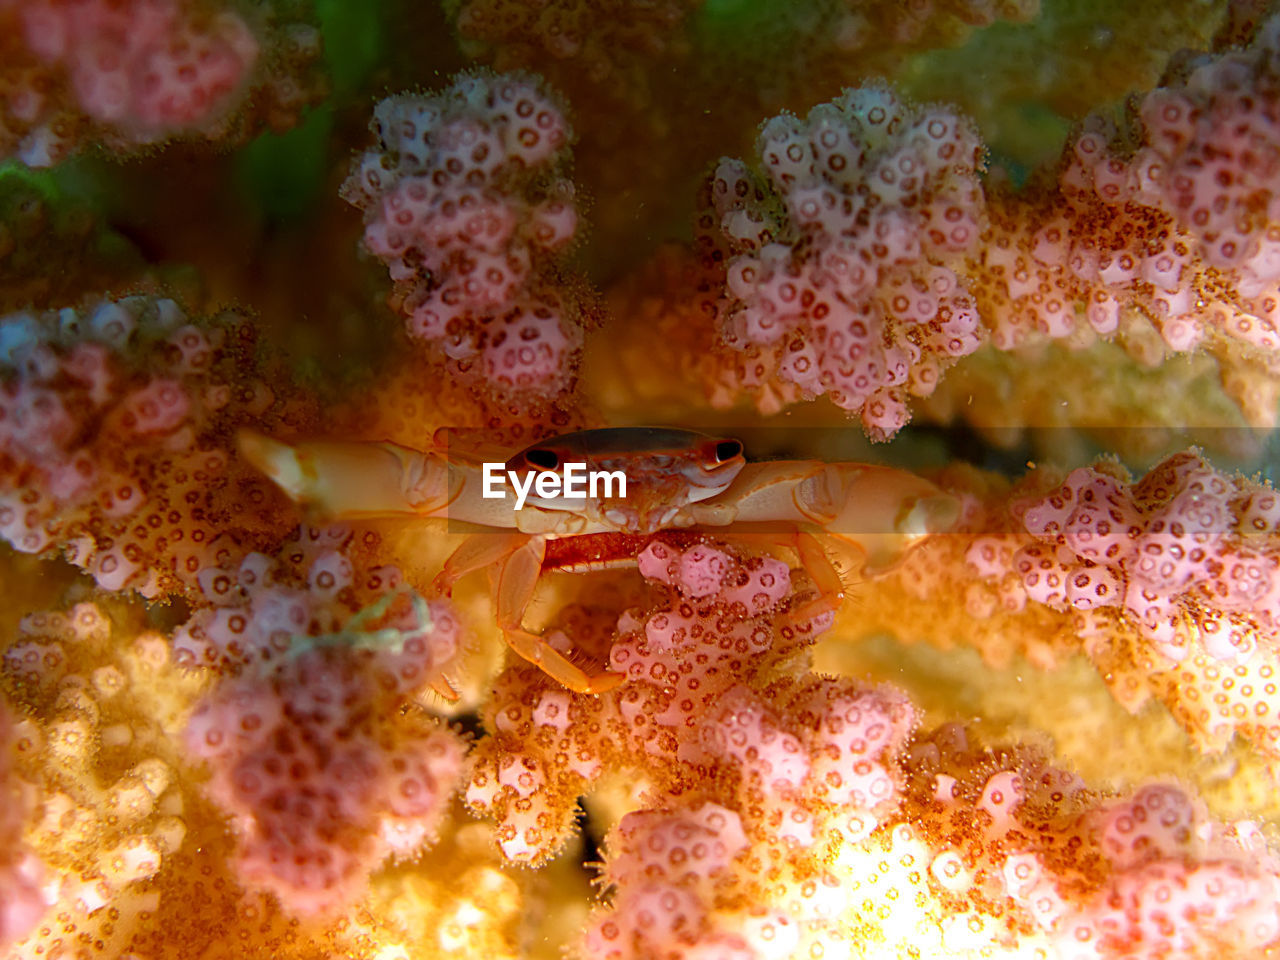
<box><xmin>699</xmin><ymin>84</ymin><xmax>985</xmax><ymax>437</ymax></box>
<box><xmin>603</xmin><ymin>17</ymin><xmax>1280</xmax><ymax>444</ymax></box>
<box><xmin>0</xmin><ymin>0</ymin><xmax>323</xmax><ymax>166</ymax></box>
<box><xmin>1012</xmin><ymin>451</ymin><xmax>1280</xmax><ymax>757</ymax></box>
<box><xmin>465</xmin><ymin>540</ymin><xmax>834</xmax><ymax>864</ymax></box>
<box><xmin>460</xmin><ymin>536</ymin><xmax>1280</xmax><ymax>958</ymax></box>
<box><xmin>0</xmin><ymin>695</ymin><xmax>42</xmax><ymax>947</ymax></box>
<box><xmin>0</xmin><ymin>295</ymin><xmax>309</xmax><ymax>597</ymax></box>
<box><xmin>599</xmin><ymin>725</ymin><xmax>1280</xmax><ymax>959</ymax></box>
<box><xmin>9</xmin><ymin>5</ymin><xmax>1280</xmax><ymax>957</ymax></box>
<box><xmin>0</xmin><ymin>519</ymin><xmax>473</xmax><ymax>951</ymax></box>
<box><xmin>2</xmin><ymin>600</ymin><xmax>204</xmax><ymax>953</ymax></box>
<box><xmin>847</xmin><ymin>448</ymin><xmax>1280</xmax><ymax>761</ymax></box>
<box><xmin>850</xmin><ymin>726</ymin><xmax>1279</xmax><ymax>959</ymax></box>
<box><xmin>969</xmin><ymin>15</ymin><xmax>1280</xmax><ymax>428</ymax></box>
<box><xmin>180</xmin><ymin>525</ymin><xmax>467</xmax><ymax>913</ymax></box>
<box><xmin>1014</xmin><ymin>452</ymin><xmax>1280</xmax><ymax>661</ymax></box>
<box><xmin>341</xmin><ymin>72</ymin><xmax>587</xmax><ymax>404</ymax></box>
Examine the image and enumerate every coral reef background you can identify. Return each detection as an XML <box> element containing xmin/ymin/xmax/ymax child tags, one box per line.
<box><xmin>4</xmin><ymin>0</ymin><xmax>1280</xmax><ymax>958</ymax></box>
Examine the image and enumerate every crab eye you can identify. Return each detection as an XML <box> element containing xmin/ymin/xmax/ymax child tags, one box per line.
<box><xmin>713</xmin><ymin>439</ymin><xmax>743</xmax><ymax>463</ymax></box>
<box><xmin>525</xmin><ymin>448</ymin><xmax>560</xmax><ymax>470</ymax></box>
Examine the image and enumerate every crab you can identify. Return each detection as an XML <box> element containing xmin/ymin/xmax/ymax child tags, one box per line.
<box><xmin>239</xmin><ymin>426</ymin><xmax>959</xmax><ymax>695</ymax></box>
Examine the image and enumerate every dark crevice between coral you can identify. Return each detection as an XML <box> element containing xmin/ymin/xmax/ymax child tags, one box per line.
<box><xmin>575</xmin><ymin>798</ymin><xmax>604</xmax><ymax>877</ymax></box>
<box><xmin>450</xmin><ymin>710</ymin><xmax>486</xmax><ymax>743</ymax></box>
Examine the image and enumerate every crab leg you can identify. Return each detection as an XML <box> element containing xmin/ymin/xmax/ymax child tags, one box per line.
<box><xmin>433</xmin><ymin>531</ymin><xmax>530</xmax><ymax>594</ymax></box>
<box><xmin>782</xmin><ymin>529</ymin><xmax>849</xmax><ymax>623</ymax></box>
<box><xmin>435</xmin><ymin>532</ymin><xmax>625</xmax><ymax>694</ymax></box>
<box><xmin>727</xmin><ymin>528</ymin><xmax>848</xmax><ymax>625</ymax></box>
<box><xmin>489</xmin><ymin>537</ymin><xmax>625</xmax><ymax>695</ymax></box>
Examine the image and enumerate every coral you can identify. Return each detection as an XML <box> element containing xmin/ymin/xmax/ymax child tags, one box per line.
<box><xmin>914</xmin><ymin>336</ymin><xmax>1260</xmax><ymax>463</ymax></box>
<box><xmin>700</xmin><ymin>84</ymin><xmax>986</xmax><ymax>437</ymax></box>
<box><xmin>574</xmin><ymin>541</ymin><xmax>904</xmax><ymax>958</ymax></box>
<box><xmin>901</xmin><ymin>0</ymin><xmax>1229</xmax><ymax>166</ymax></box>
<box><xmin>967</xmin><ymin>17</ymin><xmax>1280</xmax><ymax>430</ymax></box>
<box><xmin>593</xmin><ymin>243</ymin><xmax>746</xmax><ymax>416</ymax></box>
<box><xmin>566</xmin><ymin>539</ymin><xmax>1280</xmax><ymax>959</ymax></box>
<box><xmin>441</xmin><ymin>0</ymin><xmax>1038</xmax><ymax>281</ymax></box>
<box><xmin>1011</xmin><ymin>452</ymin><xmax>1280</xmax><ymax>757</ymax></box>
<box><xmin>463</xmin><ymin>601</ymin><xmax>616</xmax><ymax>863</ymax></box>
<box><xmin>0</xmin><ymin>0</ymin><xmax>324</xmax><ymax>166</ymax></box>
<box><xmin>0</xmin><ymin>696</ymin><xmax>43</xmax><ymax>948</ymax></box>
<box><xmin>180</xmin><ymin>527</ymin><xmax>468</xmax><ymax>912</ymax></box>
<box><xmin>838</xmin><ymin>461</ymin><xmax>1084</xmax><ymax>671</ymax></box>
<box><xmin>603</xmin><ymin>13</ymin><xmax>1280</xmax><ymax>445</ymax></box>
<box><xmin>2</xmin><ymin>600</ymin><xmax>207</xmax><ymax>957</ymax></box>
<box><xmin>330</xmin><ymin>335</ymin><xmax>591</xmax><ymax>456</ymax></box>
<box><xmin>1013</xmin><ymin>451</ymin><xmax>1280</xmax><ymax>662</ymax></box>
<box><xmin>0</xmin><ymin>294</ymin><xmax>310</xmax><ymax>597</ymax></box>
<box><xmin>0</xmin><ymin>582</ymin><xmax>476</xmax><ymax>959</ymax></box>
<box><xmin>5</xmin><ymin>5</ymin><xmax>1280</xmax><ymax>960</ymax></box>
<box><xmin>835</xmin><ymin>724</ymin><xmax>1280</xmax><ymax>958</ymax></box>
<box><xmin>371</xmin><ymin>819</ymin><xmax>548</xmax><ymax>959</ymax></box>
<box><xmin>465</xmin><ymin>539</ymin><xmax>837</xmax><ymax>865</ymax></box>
<box><xmin>842</xmin><ymin>451</ymin><xmax>1280</xmax><ymax>761</ymax></box>
<box><xmin>340</xmin><ymin>72</ymin><xmax>588</xmax><ymax>404</ymax></box>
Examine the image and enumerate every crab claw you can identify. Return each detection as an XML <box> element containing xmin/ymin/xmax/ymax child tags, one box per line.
<box><xmin>238</xmin><ymin>431</ymin><xmax>450</xmax><ymax>519</ymax></box>
<box><xmin>237</xmin><ymin>430</ymin><xmax>311</xmax><ymax>502</ymax></box>
<box><xmin>793</xmin><ymin>463</ymin><xmax>960</xmax><ymax>575</ymax></box>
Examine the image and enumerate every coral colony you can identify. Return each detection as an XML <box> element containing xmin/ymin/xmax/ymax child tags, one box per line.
<box><xmin>8</xmin><ymin>2</ymin><xmax>1280</xmax><ymax>960</ymax></box>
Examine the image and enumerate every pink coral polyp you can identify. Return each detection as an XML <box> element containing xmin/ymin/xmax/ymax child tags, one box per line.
<box><xmin>342</xmin><ymin>73</ymin><xmax>584</xmax><ymax>402</ymax></box>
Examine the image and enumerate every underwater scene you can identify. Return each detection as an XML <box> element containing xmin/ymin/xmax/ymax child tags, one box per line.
<box><xmin>4</xmin><ymin>0</ymin><xmax>1280</xmax><ymax>957</ymax></box>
